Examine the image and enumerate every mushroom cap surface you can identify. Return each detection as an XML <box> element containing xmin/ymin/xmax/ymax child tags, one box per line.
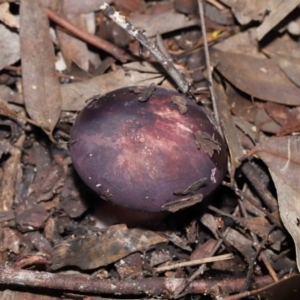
<box><xmin>70</xmin><ymin>87</ymin><xmax>227</xmax><ymax>212</ymax></box>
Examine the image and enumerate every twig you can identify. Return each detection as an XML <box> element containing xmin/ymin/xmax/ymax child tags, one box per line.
<box><xmin>0</xmin><ymin>268</ymin><xmax>275</xmax><ymax>297</ymax></box>
<box><xmin>173</xmin><ymin>203</ymin><xmax>242</xmax><ymax>298</ymax></box>
<box><xmin>222</xmin><ymin>181</ymin><xmax>282</xmax><ymax>228</ymax></box>
<box><xmin>206</xmin><ymin>0</ymin><xmax>227</xmax><ymax>10</ymax></box>
<box><xmin>174</xmin><ymin>227</ymin><xmax>231</xmax><ymax>298</ymax></box>
<box><xmin>241</xmin><ymin>161</ymin><xmax>278</xmax><ymax>212</ymax></box>
<box><xmin>155</xmin><ymin>253</ymin><xmax>233</xmax><ymax>273</ymax></box>
<box><xmin>238</xmin><ymin>199</ymin><xmax>279</xmax><ymax>283</ymax></box>
<box><xmin>242</xmin><ymin>237</ymin><xmax>267</xmax><ymax>292</ymax></box>
<box><xmin>197</xmin><ymin>0</ymin><xmax>220</xmax><ymax>129</ymax></box>
<box><xmin>44</xmin><ymin>7</ymin><xmax>129</xmax><ymax>63</ymax></box>
<box><xmin>0</xmin><ymin>134</ymin><xmax>26</xmax><ymax>211</ymax></box>
<box><xmin>99</xmin><ymin>3</ymin><xmax>190</xmax><ymax>93</ymax></box>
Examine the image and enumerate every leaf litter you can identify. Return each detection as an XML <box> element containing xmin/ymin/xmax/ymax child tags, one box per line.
<box><xmin>0</xmin><ymin>0</ymin><xmax>300</xmax><ymax>299</ymax></box>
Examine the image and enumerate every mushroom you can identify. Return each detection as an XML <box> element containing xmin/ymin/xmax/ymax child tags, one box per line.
<box><xmin>70</xmin><ymin>86</ymin><xmax>227</xmax><ymax>226</ymax></box>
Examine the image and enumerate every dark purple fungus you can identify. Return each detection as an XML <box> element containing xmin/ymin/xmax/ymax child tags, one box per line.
<box><xmin>70</xmin><ymin>86</ymin><xmax>227</xmax><ymax>214</ymax></box>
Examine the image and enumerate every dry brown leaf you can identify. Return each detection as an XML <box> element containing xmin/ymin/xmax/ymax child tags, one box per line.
<box><xmin>225</xmin><ymin>228</ymin><xmax>256</xmax><ymax>263</ymax></box>
<box><xmin>62</xmin><ymin>0</ymin><xmax>113</xmax><ymax>16</ymax></box>
<box><xmin>234</xmin><ymin>215</ymin><xmax>276</xmax><ymax>239</ymax></box>
<box><xmin>270</xmin><ymin>170</ymin><xmax>300</xmax><ymax>269</ymax></box>
<box><xmin>128</xmin><ymin>10</ymin><xmax>199</xmax><ymax>37</ymax></box>
<box><xmin>213</xmin><ymin>28</ymin><xmax>264</xmax><ymax>58</ymax></box>
<box><xmin>211</xmin><ymin>50</ymin><xmax>300</xmax><ymax>106</ymax></box>
<box><xmin>254</xmin><ymin>108</ymin><xmax>281</xmax><ymax>135</ymax></box>
<box><xmin>194</xmin><ymin>130</ymin><xmax>221</xmax><ymax>158</ymax></box>
<box><xmin>0</xmin><ymin>23</ymin><xmax>20</xmax><ymax>70</ymax></box>
<box><xmin>61</xmin><ymin>63</ymin><xmax>164</xmax><ymax>111</ymax></box>
<box><xmin>171</xmin><ymin>95</ymin><xmax>188</xmax><ymax>114</ymax></box>
<box><xmin>20</xmin><ymin>0</ymin><xmax>62</xmax><ymax>137</ymax></box>
<box><xmin>264</xmin><ymin>102</ymin><xmax>292</xmax><ymax>126</ymax></box>
<box><xmin>277</xmin><ymin>120</ymin><xmax>300</xmax><ymax>137</ymax></box>
<box><xmin>161</xmin><ymin>194</ymin><xmax>203</xmax><ymax>213</ymax></box>
<box><xmin>219</xmin><ymin>0</ymin><xmax>267</xmax><ymax>25</ymax></box>
<box><xmin>262</xmin><ymin>32</ymin><xmax>300</xmax><ymax>59</ymax></box>
<box><xmin>51</xmin><ymin>224</ymin><xmax>167</xmax><ymax>270</ymax></box>
<box><xmin>56</xmin><ymin>13</ymin><xmax>101</xmax><ymax>72</ymax></box>
<box><xmin>0</xmin><ymin>134</ymin><xmax>25</xmax><ymax>212</ymax></box>
<box><xmin>256</xmin><ymin>0</ymin><xmax>300</xmax><ymax>40</ymax></box>
<box><xmin>226</xmin><ymin>84</ymin><xmax>257</xmax><ymax>123</ymax></box>
<box><xmin>200</xmin><ymin>213</ymin><xmax>219</xmax><ymax>239</ymax></box>
<box><xmin>247</xmin><ymin>136</ymin><xmax>300</xmax><ymax>270</ymax></box>
<box><xmin>0</xmin><ymin>227</ymin><xmax>21</xmax><ymax>254</ymax></box>
<box><xmin>213</xmin><ymin>75</ymin><xmax>243</xmax><ymax>181</ymax></box>
<box><xmin>0</xmin><ymin>2</ymin><xmax>19</xmax><ymax>28</ymax></box>
<box><xmin>254</xmin><ymin>274</ymin><xmax>300</xmax><ymax>300</ymax></box>
<box><xmin>276</xmin><ymin>55</ymin><xmax>300</xmax><ymax>88</ymax></box>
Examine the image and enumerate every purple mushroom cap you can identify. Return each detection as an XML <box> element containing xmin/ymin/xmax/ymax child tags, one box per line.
<box><xmin>70</xmin><ymin>87</ymin><xmax>227</xmax><ymax>213</ymax></box>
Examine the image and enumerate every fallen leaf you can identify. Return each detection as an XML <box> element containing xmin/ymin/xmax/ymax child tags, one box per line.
<box><xmin>213</xmin><ymin>76</ymin><xmax>243</xmax><ymax>179</ymax></box>
<box><xmin>0</xmin><ymin>2</ymin><xmax>19</xmax><ymax>28</ymax></box>
<box><xmin>213</xmin><ymin>28</ymin><xmax>264</xmax><ymax>58</ymax></box>
<box><xmin>135</xmin><ymin>83</ymin><xmax>156</xmax><ymax>102</ymax></box>
<box><xmin>61</xmin><ymin>63</ymin><xmax>164</xmax><ymax>111</ymax></box>
<box><xmin>248</xmin><ymin>136</ymin><xmax>300</xmax><ymax>270</ymax></box>
<box><xmin>20</xmin><ymin>0</ymin><xmax>62</xmax><ymax>137</ymax></box>
<box><xmin>256</xmin><ymin>0</ymin><xmax>300</xmax><ymax>40</ymax></box>
<box><xmin>0</xmin><ymin>23</ymin><xmax>20</xmax><ymax>70</ymax></box>
<box><xmin>51</xmin><ymin>224</ymin><xmax>167</xmax><ymax>270</ymax></box>
<box><xmin>128</xmin><ymin>10</ymin><xmax>199</xmax><ymax>37</ymax></box>
<box><xmin>277</xmin><ymin>120</ymin><xmax>300</xmax><ymax>137</ymax></box>
<box><xmin>276</xmin><ymin>55</ymin><xmax>300</xmax><ymax>88</ymax></box>
<box><xmin>0</xmin><ymin>227</ymin><xmax>20</xmax><ymax>254</ymax></box>
<box><xmin>220</xmin><ymin>0</ymin><xmax>267</xmax><ymax>25</ymax></box>
<box><xmin>174</xmin><ymin>178</ymin><xmax>207</xmax><ymax>196</ymax></box>
<box><xmin>194</xmin><ymin>130</ymin><xmax>221</xmax><ymax>158</ymax></box>
<box><xmin>262</xmin><ymin>31</ymin><xmax>300</xmax><ymax>59</ymax></box>
<box><xmin>171</xmin><ymin>95</ymin><xmax>188</xmax><ymax>114</ymax></box>
<box><xmin>264</xmin><ymin>102</ymin><xmax>292</xmax><ymax>126</ymax></box>
<box><xmin>254</xmin><ymin>274</ymin><xmax>300</xmax><ymax>300</ymax></box>
<box><xmin>56</xmin><ymin>13</ymin><xmax>101</xmax><ymax>72</ymax></box>
<box><xmin>161</xmin><ymin>194</ymin><xmax>203</xmax><ymax>213</ymax></box>
<box><xmin>225</xmin><ymin>228</ymin><xmax>256</xmax><ymax>263</ymax></box>
<box><xmin>211</xmin><ymin>50</ymin><xmax>300</xmax><ymax>106</ymax></box>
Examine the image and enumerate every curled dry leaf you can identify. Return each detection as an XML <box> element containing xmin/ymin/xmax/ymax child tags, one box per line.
<box><xmin>194</xmin><ymin>130</ymin><xmax>221</xmax><ymax>158</ymax></box>
<box><xmin>135</xmin><ymin>83</ymin><xmax>156</xmax><ymax>102</ymax></box>
<box><xmin>161</xmin><ymin>194</ymin><xmax>204</xmax><ymax>213</ymax></box>
<box><xmin>171</xmin><ymin>95</ymin><xmax>188</xmax><ymax>114</ymax></box>
<box><xmin>174</xmin><ymin>178</ymin><xmax>207</xmax><ymax>196</ymax></box>
<box><xmin>247</xmin><ymin>136</ymin><xmax>300</xmax><ymax>271</ymax></box>
<box><xmin>20</xmin><ymin>0</ymin><xmax>62</xmax><ymax>138</ymax></box>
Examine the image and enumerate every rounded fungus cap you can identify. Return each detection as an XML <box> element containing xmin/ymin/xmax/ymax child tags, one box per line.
<box><xmin>70</xmin><ymin>86</ymin><xmax>227</xmax><ymax>213</ymax></box>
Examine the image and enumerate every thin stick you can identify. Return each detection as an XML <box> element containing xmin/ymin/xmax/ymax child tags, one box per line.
<box><xmin>197</xmin><ymin>0</ymin><xmax>220</xmax><ymax>127</ymax></box>
<box><xmin>174</xmin><ymin>207</ymin><xmax>239</xmax><ymax>298</ymax></box>
<box><xmin>45</xmin><ymin>7</ymin><xmax>129</xmax><ymax>63</ymax></box>
<box><xmin>0</xmin><ymin>268</ymin><xmax>275</xmax><ymax>297</ymax></box>
<box><xmin>155</xmin><ymin>253</ymin><xmax>233</xmax><ymax>273</ymax></box>
<box><xmin>100</xmin><ymin>3</ymin><xmax>190</xmax><ymax>93</ymax></box>
<box><xmin>238</xmin><ymin>199</ymin><xmax>279</xmax><ymax>283</ymax></box>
